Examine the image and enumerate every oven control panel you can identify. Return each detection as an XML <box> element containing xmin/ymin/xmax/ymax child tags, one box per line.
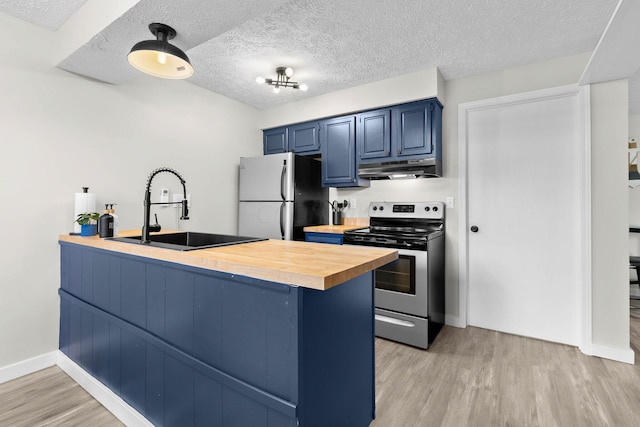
<box><xmin>368</xmin><ymin>201</ymin><xmax>445</xmax><ymax>219</ymax></box>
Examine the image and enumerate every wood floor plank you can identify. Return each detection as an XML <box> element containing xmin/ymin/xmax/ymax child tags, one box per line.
<box><xmin>371</xmin><ymin>305</ymin><xmax>640</xmax><ymax>427</ymax></box>
<box><xmin>0</xmin><ymin>366</ymin><xmax>123</xmax><ymax>427</ymax></box>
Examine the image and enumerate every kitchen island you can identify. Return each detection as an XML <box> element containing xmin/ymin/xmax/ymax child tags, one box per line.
<box><xmin>58</xmin><ymin>231</ymin><xmax>396</xmax><ymax>427</ymax></box>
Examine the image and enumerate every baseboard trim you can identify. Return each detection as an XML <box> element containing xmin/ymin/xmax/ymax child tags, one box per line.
<box><xmin>0</xmin><ymin>351</ymin><xmax>151</xmax><ymax>426</ymax></box>
<box><xmin>586</xmin><ymin>343</ymin><xmax>635</xmax><ymax>365</ymax></box>
<box><xmin>0</xmin><ymin>351</ymin><xmax>58</xmax><ymax>384</ymax></box>
<box><xmin>56</xmin><ymin>351</ymin><xmax>153</xmax><ymax>427</ymax></box>
<box><xmin>445</xmin><ymin>314</ymin><xmax>465</xmax><ymax>328</ymax></box>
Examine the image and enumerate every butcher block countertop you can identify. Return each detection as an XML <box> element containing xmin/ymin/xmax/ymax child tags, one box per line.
<box><xmin>59</xmin><ymin>230</ymin><xmax>396</xmax><ymax>291</ymax></box>
<box><xmin>303</xmin><ymin>224</ymin><xmax>365</xmax><ymax>234</ymax></box>
<box><xmin>303</xmin><ymin>217</ymin><xmax>369</xmax><ymax>234</ymax></box>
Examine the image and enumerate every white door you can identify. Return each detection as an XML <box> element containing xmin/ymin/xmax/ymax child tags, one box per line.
<box><xmin>463</xmin><ymin>87</ymin><xmax>587</xmax><ymax>346</ymax></box>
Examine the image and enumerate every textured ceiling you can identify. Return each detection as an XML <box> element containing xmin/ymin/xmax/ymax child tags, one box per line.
<box><xmin>0</xmin><ymin>0</ymin><xmax>89</xmax><ymax>30</ymax></box>
<box><xmin>2</xmin><ymin>0</ymin><xmax>635</xmax><ymax>111</ymax></box>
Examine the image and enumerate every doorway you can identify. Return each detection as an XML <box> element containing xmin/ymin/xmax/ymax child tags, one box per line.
<box><xmin>458</xmin><ymin>85</ymin><xmax>591</xmax><ymax>347</ymax></box>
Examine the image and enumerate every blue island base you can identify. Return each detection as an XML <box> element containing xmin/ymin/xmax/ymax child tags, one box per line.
<box><xmin>59</xmin><ymin>242</ymin><xmax>375</xmax><ymax>427</ymax></box>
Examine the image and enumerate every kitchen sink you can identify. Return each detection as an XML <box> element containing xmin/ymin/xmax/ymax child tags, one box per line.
<box><xmin>109</xmin><ymin>232</ymin><xmax>266</xmax><ymax>251</ymax></box>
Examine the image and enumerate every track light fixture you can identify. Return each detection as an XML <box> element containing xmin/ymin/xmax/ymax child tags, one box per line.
<box><xmin>256</xmin><ymin>67</ymin><xmax>308</xmax><ymax>93</ymax></box>
<box><xmin>127</xmin><ymin>23</ymin><xmax>193</xmax><ymax>79</ymax></box>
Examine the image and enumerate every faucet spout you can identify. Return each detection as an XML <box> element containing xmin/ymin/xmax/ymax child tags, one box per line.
<box><xmin>142</xmin><ymin>167</ymin><xmax>189</xmax><ymax>244</ymax></box>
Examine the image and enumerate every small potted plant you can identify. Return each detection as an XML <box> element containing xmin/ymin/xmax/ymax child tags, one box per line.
<box><xmin>76</xmin><ymin>212</ymin><xmax>100</xmax><ymax>236</ymax></box>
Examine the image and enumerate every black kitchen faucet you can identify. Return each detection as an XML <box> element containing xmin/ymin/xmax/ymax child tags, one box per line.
<box><xmin>142</xmin><ymin>167</ymin><xmax>189</xmax><ymax>243</ymax></box>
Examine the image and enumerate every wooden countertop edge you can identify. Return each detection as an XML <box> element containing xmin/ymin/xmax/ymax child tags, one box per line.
<box><xmin>58</xmin><ymin>233</ymin><xmax>397</xmax><ymax>291</ymax></box>
<box><xmin>303</xmin><ymin>218</ymin><xmax>369</xmax><ymax>234</ymax></box>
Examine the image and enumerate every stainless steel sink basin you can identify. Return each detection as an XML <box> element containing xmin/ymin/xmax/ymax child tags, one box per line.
<box><xmin>109</xmin><ymin>232</ymin><xmax>266</xmax><ymax>251</ymax></box>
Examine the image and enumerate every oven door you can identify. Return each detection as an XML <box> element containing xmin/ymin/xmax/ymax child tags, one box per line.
<box><xmin>374</xmin><ymin>248</ymin><xmax>428</xmax><ymax>317</ymax></box>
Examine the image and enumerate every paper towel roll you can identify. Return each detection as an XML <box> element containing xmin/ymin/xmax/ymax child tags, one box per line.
<box><xmin>73</xmin><ymin>191</ymin><xmax>97</xmax><ymax>233</ymax></box>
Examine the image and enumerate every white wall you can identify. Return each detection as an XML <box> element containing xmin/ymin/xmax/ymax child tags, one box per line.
<box><xmin>0</xmin><ymin>13</ymin><xmax>261</xmax><ymax>368</ymax></box>
<box><xmin>258</xmin><ymin>67</ymin><xmax>443</xmax><ymax>129</ymax></box>
<box><xmin>440</xmin><ymin>53</ymin><xmax>592</xmax><ymax>323</ymax></box>
<box><xmin>590</xmin><ymin>79</ymin><xmax>630</xmax><ymax>350</ymax></box>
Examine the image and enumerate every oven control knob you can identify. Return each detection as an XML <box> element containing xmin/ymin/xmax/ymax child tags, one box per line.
<box><xmin>425</xmin><ymin>206</ymin><xmax>431</xmax><ymax>211</ymax></box>
<box><xmin>372</xmin><ymin>206</ymin><xmax>377</xmax><ymax>211</ymax></box>
<box><xmin>433</xmin><ymin>206</ymin><xmax>438</xmax><ymax>212</ymax></box>
<box><xmin>379</xmin><ymin>206</ymin><xmax>384</xmax><ymax>211</ymax></box>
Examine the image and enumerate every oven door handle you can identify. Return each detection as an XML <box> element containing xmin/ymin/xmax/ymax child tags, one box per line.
<box><xmin>375</xmin><ymin>314</ymin><xmax>415</xmax><ymax>328</ymax></box>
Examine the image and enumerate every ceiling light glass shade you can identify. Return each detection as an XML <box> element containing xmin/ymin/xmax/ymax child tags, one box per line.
<box><xmin>127</xmin><ymin>23</ymin><xmax>194</xmax><ymax>79</ymax></box>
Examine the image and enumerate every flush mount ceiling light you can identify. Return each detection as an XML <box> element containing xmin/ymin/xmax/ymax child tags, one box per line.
<box><xmin>256</xmin><ymin>67</ymin><xmax>308</xmax><ymax>93</ymax></box>
<box><xmin>127</xmin><ymin>23</ymin><xmax>193</xmax><ymax>79</ymax></box>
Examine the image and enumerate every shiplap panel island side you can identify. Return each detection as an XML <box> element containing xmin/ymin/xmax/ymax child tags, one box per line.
<box><xmin>58</xmin><ymin>231</ymin><xmax>396</xmax><ymax>427</ymax></box>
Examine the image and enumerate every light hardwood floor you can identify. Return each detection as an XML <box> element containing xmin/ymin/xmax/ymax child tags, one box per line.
<box><xmin>0</xmin><ymin>365</ymin><xmax>123</xmax><ymax>426</ymax></box>
<box><xmin>2</xmin><ymin>307</ymin><xmax>640</xmax><ymax>427</ymax></box>
<box><xmin>372</xmin><ymin>303</ymin><xmax>640</xmax><ymax>427</ymax></box>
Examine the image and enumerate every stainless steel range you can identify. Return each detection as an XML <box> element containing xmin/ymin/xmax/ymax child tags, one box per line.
<box><xmin>343</xmin><ymin>201</ymin><xmax>445</xmax><ymax>349</ymax></box>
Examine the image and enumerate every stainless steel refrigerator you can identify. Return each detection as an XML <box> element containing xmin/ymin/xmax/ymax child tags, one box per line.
<box><xmin>238</xmin><ymin>152</ymin><xmax>328</xmax><ymax>240</ymax></box>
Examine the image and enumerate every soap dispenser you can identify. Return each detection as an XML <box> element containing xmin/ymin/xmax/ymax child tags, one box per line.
<box><xmin>109</xmin><ymin>204</ymin><xmax>119</xmax><ymax>237</ymax></box>
<box><xmin>99</xmin><ymin>204</ymin><xmax>114</xmax><ymax>238</ymax></box>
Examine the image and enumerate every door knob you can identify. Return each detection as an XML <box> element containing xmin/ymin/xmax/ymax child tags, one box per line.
<box><xmin>470</xmin><ymin>225</ymin><xmax>479</xmax><ymax>233</ymax></box>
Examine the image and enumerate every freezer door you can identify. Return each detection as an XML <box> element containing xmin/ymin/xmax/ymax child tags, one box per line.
<box><xmin>238</xmin><ymin>201</ymin><xmax>294</xmax><ymax>240</ymax></box>
<box><xmin>239</xmin><ymin>152</ymin><xmax>294</xmax><ymax>201</ymax></box>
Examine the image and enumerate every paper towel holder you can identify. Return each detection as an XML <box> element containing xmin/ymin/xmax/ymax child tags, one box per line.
<box><xmin>71</xmin><ymin>186</ymin><xmax>95</xmax><ymax>235</ymax></box>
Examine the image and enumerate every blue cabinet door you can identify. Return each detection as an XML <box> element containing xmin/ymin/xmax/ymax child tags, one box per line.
<box><xmin>357</xmin><ymin>109</ymin><xmax>391</xmax><ymax>160</ymax></box>
<box><xmin>289</xmin><ymin>121</ymin><xmax>320</xmax><ymax>154</ymax></box>
<box><xmin>305</xmin><ymin>232</ymin><xmax>344</xmax><ymax>245</ymax></box>
<box><xmin>264</xmin><ymin>127</ymin><xmax>288</xmax><ymax>154</ymax></box>
<box><xmin>321</xmin><ymin>116</ymin><xmax>368</xmax><ymax>187</ymax></box>
<box><xmin>393</xmin><ymin>100</ymin><xmax>435</xmax><ymax>158</ymax></box>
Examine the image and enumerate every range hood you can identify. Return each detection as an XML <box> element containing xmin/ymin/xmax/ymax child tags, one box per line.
<box><xmin>358</xmin><ymin>158</ymin><xmax>442</xmax><ymax>180</ymax></box>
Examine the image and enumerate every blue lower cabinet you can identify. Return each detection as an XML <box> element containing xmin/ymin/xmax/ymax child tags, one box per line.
<box><xmin>58</xmin><ymin>242</ymin><xmax>374</xmax><ymax>427</ymax></box>
<box><xmin>305</xmin><ymin>232</ymin><xmax>344</xmax><ymax>245</ymax></box>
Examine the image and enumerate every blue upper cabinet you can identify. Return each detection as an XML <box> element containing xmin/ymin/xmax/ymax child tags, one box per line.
<box><xmin>264</xmin><ymin>98</ymin><xmax>443</xmax><ymax>185</ymax></box>
<box><xmin>289</xmin><ymin>121</ymin><xmax>320</xmax><ymax>155</ymax></box>
<box><xmin>393</xmin><ymin>100</ymin><xmax>436</xmax><ymax>158</ymax></box>
<box><xmin>357</xmin><ymin>108</ymin><xmax>391</xmax><ymax>160</ymax></box>
<box><xmin>358</xmin><ymin>98</ymin><xmax>443</xmax><ymax>164</ymax></box>
<box><xmin>321</xmin><ymin>116</ymin><xmax>369</xmax><ymax>188</ymax></box>
<box><xmin>263</xmin><ymin>126</ymin><xmax>288</xmax><ymax>154</ymax></box>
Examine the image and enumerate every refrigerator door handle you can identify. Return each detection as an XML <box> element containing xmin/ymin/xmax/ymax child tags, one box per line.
<box><xmin>279</xmin><ymin>202</ymin><xmax>285</xmax><ymax>239</ymax></box>
<box><xmin>280</xmin><ymin>160</ymin><xmax>287</xmax><ymax>201</ymax></box>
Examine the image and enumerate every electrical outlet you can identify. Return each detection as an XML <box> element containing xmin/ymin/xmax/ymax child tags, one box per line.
<box><xmin>446</xmin><ymin>197</ymin><xmax>454</xmax><ymax>209</ymax></box>
<box><xmin>350</xmin><ymin>198</ymin><xmax>356</xmax><ymax>209</ymax></box>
